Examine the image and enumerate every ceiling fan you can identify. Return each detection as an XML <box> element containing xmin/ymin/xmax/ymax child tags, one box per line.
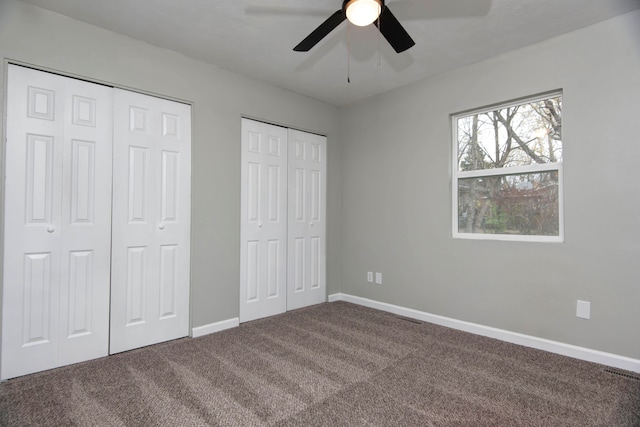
<box><xmin>293</xmin><ymin>0</ymin><xmax>415</xmax><ymax>53</ymax></box>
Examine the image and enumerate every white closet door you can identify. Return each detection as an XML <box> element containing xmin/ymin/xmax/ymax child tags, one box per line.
<box><xmin>287</xmin><ymin>129</ymin><xmax>327</xmax><ymax>310</ymax></box>
<box><xmin>58</xmin><ymin>74</ymin><xmax>114</xmax><ymax>366</ymax></box>
<box><xmin>2</xmin><ymin>65</ymin><xmax>112</xmax><ymax>380</ymax></box>
<box><xmin>110</xmin><ymin>89</ymin><xmax>191</xmax><ymax>354</ymax></box>
<box><xmin>240</xmin><ymin>119</ymin><xmax>288</xmax><ymax>322</ymax></box>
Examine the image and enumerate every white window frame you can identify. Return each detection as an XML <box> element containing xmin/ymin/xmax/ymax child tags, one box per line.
<box><xmin>451</xmin><ymin>92</ymin><xmax>564</xmax><ymax>243</ymax></box>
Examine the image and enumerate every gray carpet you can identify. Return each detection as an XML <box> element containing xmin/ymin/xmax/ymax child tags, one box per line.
<box><xmin>1</xmin><ymin>301</ymin><xmax>639</xmax><ymax>426</ymax></box>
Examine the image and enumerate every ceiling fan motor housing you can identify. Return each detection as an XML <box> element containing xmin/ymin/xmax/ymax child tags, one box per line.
<box><xmin>343</xmin><ymin>0</ymin><xmax>384</xmax><ymax>26</ymax></box>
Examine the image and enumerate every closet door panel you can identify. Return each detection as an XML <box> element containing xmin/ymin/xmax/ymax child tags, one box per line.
<box><xmin>287</xmin><ymin>129</ymin><xmax>326</xmax><ymax>311</ymax></box>
<box><xmin>2</xmin><ymin>65</ymin><xmax>111</xmax><ymax>379</ymax></box>
<box><xmin>110</xmin><ymin>89</ymin><xmax>191</xmax><ymax>354</ymax></box>
<box><xmin>58</xmin><ymin>77</ymin><xmax>113</xmax><ymax>366</ymax></box>
<box><xmin>2</xmin><ymin>67</ymin><xmax>64</xmax><ymax>380</ymax></box>
<box><xmin>240</xmin><ymin>119</ymin><xmax>288</xmax><ymax>322</ymax></box>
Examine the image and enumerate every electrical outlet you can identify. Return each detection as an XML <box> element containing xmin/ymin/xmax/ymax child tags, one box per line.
<box><xmin>367</xmin><ymin>272</ymin><xmax>373</xmax><ymax>283</ymax></box>
<box><xmin>375</xmin><ymin>272</ymin><xmax>382</xmax><ymax>285</ymax></box>
<box><xmin>576</xmin><ymin>300</ymin><xmax>591</xmax><ymax>319</ymax></box>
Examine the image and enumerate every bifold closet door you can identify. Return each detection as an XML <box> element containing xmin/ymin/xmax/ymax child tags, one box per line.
<box><xmin>287</xmin><ymin>129</ymin><xmax>326</xmax><ymax>311</ymax></box>
<box><xmin>2</xmin><ymin>65</ymin><xmax>113</xmax><ymax>380</ymax></box>
<box><xmin>110</xmin><ymin>89</ymin><xmax>191</xmax><ymax>354</ymax></box>
<box><xmin>240</xmin><ymin>119</ymin><xmax>326</xmax><ymax>323</ymax></box>
<box><xmin>240</xmin><ymin>119</ymin><xmax>288</xmax><ymax>322</ymax></box>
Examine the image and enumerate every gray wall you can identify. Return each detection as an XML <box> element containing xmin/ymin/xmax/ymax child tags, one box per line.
<box><xmin>0</xmin><ymin>0</ymin><xmax>343</xmax><ymax>328</ymax></box>
<box><xmin>339</xmin><ymin>10</ymin><xmax>640</xmax><ymax>359</ymax></box>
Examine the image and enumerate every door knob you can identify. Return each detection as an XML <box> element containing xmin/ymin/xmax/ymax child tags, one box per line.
<box><xmin>47</xmin><ymin>226</ymin><xmax>55</xmax><ymax>233</ymax></box>
<box><xmin>309</xmin><ymin>222</ymin><xmax>314</xmax><ymax>227</ymax></box>
<box><xmin>158</xmin><ymin>223</ymin><xmax>165</xmax><ymax>230</ymax></box>
<box><xmin>258</xmin><ymin>222</ymin><xmax>263</xmax><ymax>228</ymax></box>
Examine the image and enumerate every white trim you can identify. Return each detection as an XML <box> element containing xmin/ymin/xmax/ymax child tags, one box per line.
<box><xmin>328</xmin><ymin>293</ymin><xmax>343</xmax><ymax>302</ymax></box>
<box><xmin>452</xmin><ymin>89</ymin><xmax>563</xmax><ymax>118</ymax></box>
<box><xmin>191</xmin><ymin>318</ymin><xmax>239</xmax><ymax>338</ymax></box>
<box><xmin>328</xmin><ymin>293</ymin><xmax>640</xmax><ymax>373</ymax></box>
<box><xmin>456</xmin><ymin>162</ymin><xmax>562</xmax><ymax>179</ymax></box>
<box><xmin>454</xmin><ymin>232</ymin><xmax>563</xmax><ymax>243</ymax></box>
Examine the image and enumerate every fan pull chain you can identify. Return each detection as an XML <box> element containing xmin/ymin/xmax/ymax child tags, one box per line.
<box><xmin>347</xmin><ymin>22</ymin><xmax>351</xmax><ymax>83</ymax></box>
<box><xmin>377</xmin><ymin>15</ymin><xmax>381</xmax><ymax>68</ymax></box>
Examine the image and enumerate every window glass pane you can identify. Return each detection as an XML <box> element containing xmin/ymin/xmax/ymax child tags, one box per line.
<box><xmin>457</xmin><ymin>171</ymin><xmax>559</xmax><ymax>236</ymax></box>
<box><xmin>457</xmin><ymin>96</ymin><xmax>562</xmax><ymax>172</ymax></box>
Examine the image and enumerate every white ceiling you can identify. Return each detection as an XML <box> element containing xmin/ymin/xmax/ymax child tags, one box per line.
<box><xmin>19</xmin><ymin>0</ymin><xmax>640</xmax><ymax>106</ymax></box>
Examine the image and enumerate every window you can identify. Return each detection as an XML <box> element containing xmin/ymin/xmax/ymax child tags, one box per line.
<box><xmin>452</xmin><ymin>92</ymin><xmax>563</xmax><ymax>242</ymax></box>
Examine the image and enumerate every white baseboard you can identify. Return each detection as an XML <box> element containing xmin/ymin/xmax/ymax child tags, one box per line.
<box><xmin>192</xmin><ymin>317</ymin><xmax>239</xmax><ymax>338</ymax></box>
<box><xmin>327</xmin><ymin>293</ymin><xmax>342</xmax><ymax>302</ymax></box>
<box><xmin>328</xmin><ymin>293</ymin><xmax>640</xmax><ymax>373</ymax></box>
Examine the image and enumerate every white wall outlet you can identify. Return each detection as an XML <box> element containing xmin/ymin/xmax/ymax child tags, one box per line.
<box><xmin>576</xmin><ymin>300</ymin><xmax>591</xmax><ymax>319</ymax></box>
<box><xmin>375</xmin><ymin>272</ymin><xmax>382</xmax><ymax>285</ymax></box>
<box><xmin>367</xmin><ymin>272</ymin><xmax>373</xmax><ymax>283</ymax></box>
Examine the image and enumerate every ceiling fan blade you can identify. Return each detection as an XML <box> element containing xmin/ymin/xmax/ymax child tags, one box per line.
<box><xmin>374</xmin><ymin>6</ymin><xmax>415</xmax><ymax>53</ymax></box>
<box><xmin>294</xmin><ymin>10</ymin><xmax>345</xmax><ymax>52</ymax></box>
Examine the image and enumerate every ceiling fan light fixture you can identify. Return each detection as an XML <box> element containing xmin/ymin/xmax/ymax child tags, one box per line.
<box><xmin>344</xmin><ymin>0</ymin><xmax>382</xmax><ymax>27</ymax></box>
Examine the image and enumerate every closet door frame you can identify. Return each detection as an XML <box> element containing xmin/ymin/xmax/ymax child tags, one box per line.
<box><xmin>239</xmin><ymin>118</ymin><xmax>327</xmax><ymax>323</ymax></box>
